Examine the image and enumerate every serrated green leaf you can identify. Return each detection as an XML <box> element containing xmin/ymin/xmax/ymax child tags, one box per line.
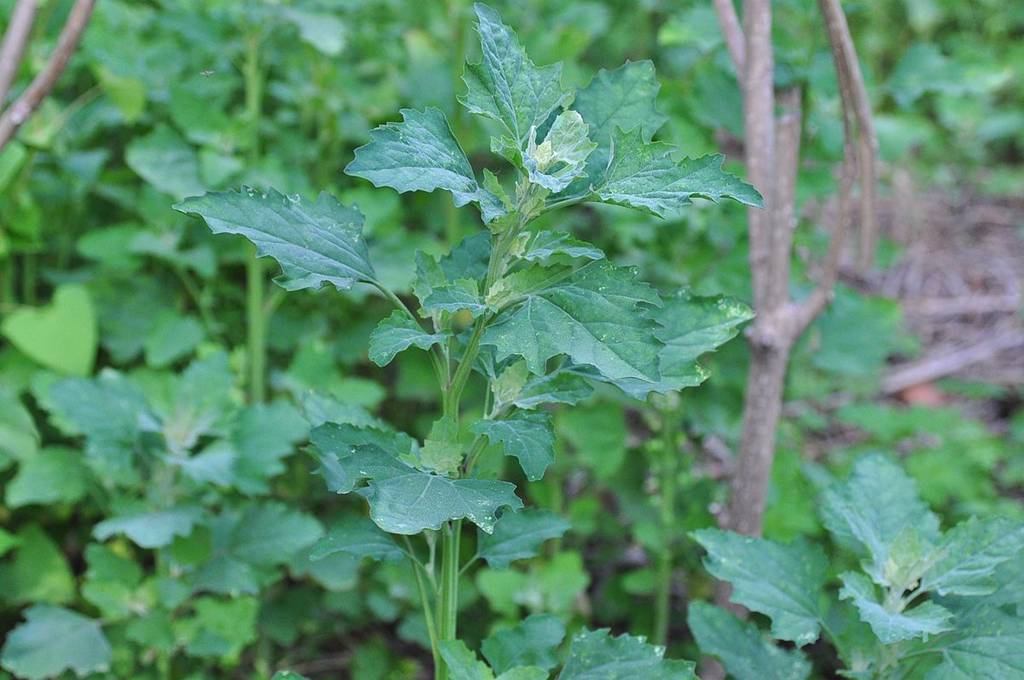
<box><xmin>693</xmin><ymin>529</ymin><xmax>827</xmax><ymax>646</ymax></box>
<box><xmin>232</xmin><ymin>401</ymin><xmax>309</xmax><ymax>494</ymax></box>
<box><xmin>483</xmin><ymin>260</ymin><xmax>662</xmax><ymax>381</ymax></box>
<box><xmin>315</xmin><ymin>442</ymin><xmax>415</xmax><ymax>495</ymax></box>
<box><xmin>557</xmin><ymin>628</ymin><xmax>697</xmax><ymax>679</ymax></box>
<box><xmin>6</xmin><ymin>447</ymin><xmax>89</xmax><ymax>508</ymax></box>
<box><xmin>309</xmin><ymin>515</ymin><xmax>404</xmax><ymax>563</ymax></box>
<box><xmin>919</xmin><ymin>517</ymin><xmax>1024</xmax><ymax>596</ymax></box>
<box><xmin>414</xmin><ymin>233</ymin><xmax>492</xmax><ymax>310</ymax></box>
<box><xmin>94</xmin><ymin>507</ymin><xmax>203</xmax><ymax>549</ymax></box>
<box><xmin>615</xmin><ymin>290</ymin><xmax>753</xmax><ymax>398</ymax></box>
<box><xmin>483</xmin><ymin>614</ymin><xmax>565</xmax><ymax>673</ymax></box>
<box><xmin>175</xmin><ymin>188</ymin><xmax>377</xmax><ymax>291</ymax></box>
<box><xmin>821</xmin><ymin>453</ymin><xmax>941</xmax><ymax>585</ymax></box>
<box><xmin>346</xmin><ymin>107</ymin><xmax>503</xmax><ymax>222</ymax></box>
<box><xmin>182</xmin><ymin>596</ymin><xmax>258</xmax><ymax>663</ymax></box>
<box><xmin>461</xmin><ymin>3</ymin><xmax>569</xmax><ymax>147</ymax></box>
<box><xmin>595</xmin><ymin>130</ymin><xmax>762</xmax><ymax>215</ymax></box>
<box><xmin>368</xmin><ymin>311</ymin><xmax>446</xmax><ymax>367</ymax></box>
<box><xmin>524</xmin><ymin>110</ymin><xmax>597</xmax><ymax>192</ymax></box>
<box><xmin>565</xmin><ymin>60</ymin><xmax>666</xmax><ymax>196</ymax></box>
<box><xmin>0</xmin><ymin>605</ymin><xmax>111</xmax><ymax>680</ymax></box>
<box><xmin>472</xmin><ymin>411</ymin><xmax>555</xmax><ymax>480</ymax></box>
<box><xmin>143</xmin><ymin>313</ymin><xmax>205</xmax><ymax>367</ymax></box>
<box><xmin>688</xmin><ymin>602</ymin><xmax>811</xmax><ymax>680</ymax></box>
<box><xmin>45</xmin><ymin>373</ymin><xmax>145</xmax><ymax>485</ymax></box>
<box><xmin>919</xmin><ymin>607</ymin><xmax>1024</xmax><ymax>679</ymax></box>
<box><xmin>478</xmin><ymin>509</ymin><xmax>570</xmax><ymax>568</ymax></box>
<box><xmin>363</xmin><ymin>473</ymin><xmax>523</xmax><ymax>535</ymax></box>
<box><xmin>422</xmin><ymin>279</ymin><xmax>488</xmax><ymax>318</ymax></box>
<box><xmin>1</xmin><ymin>284</ymin><xmax>97</xmax><ymax>376</ymax></box>
<box><xmin>839</xmin><ymin>572</ymin><xmax>952</xmax><ymax>643</ymax></box>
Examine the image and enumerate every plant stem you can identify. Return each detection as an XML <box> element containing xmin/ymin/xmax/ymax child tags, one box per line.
<box><xmin>435</xmin><ymin>520</ymin><xmax>462</xmax><ymax>679</ymax></box>
<box><xmin>652</xmin><ymin>408</ymin><xmax>680</xmax><ymax>647</ymax></box>
<box><xmin>243</xmin><ymin>29</ymin><xmax>266</xmax><ymax>403</ymax></box>
<box><xmin>405</xmin><ymin>536</ymin><xmax>441</xmax><ymax>672</ymax></box>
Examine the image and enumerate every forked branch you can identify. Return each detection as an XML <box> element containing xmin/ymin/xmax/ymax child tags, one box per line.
<box><xmin>0</xmin><ymin>0</ymin><xmax>95</xmax><ymax>151</ymax></box>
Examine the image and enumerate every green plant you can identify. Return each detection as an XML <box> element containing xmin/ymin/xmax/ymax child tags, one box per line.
<box><xmin>690</xmin><ymin>453</ymin><xmax>1024</xmax><ymax>679</ymax></box>
<box><xmin>173</xmin><ymin>4</ymin><xmax>758</xmax><ymax>677</ymax></box>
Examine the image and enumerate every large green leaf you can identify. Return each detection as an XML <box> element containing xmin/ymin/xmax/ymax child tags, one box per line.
<box><xmin>839</xmin><ymin>572</ymin><xmax>952</xmax><ymax>643</ymax></box>
<box><xmin>693</xmin><ymin>529</ymin><xmax>827</xmax><ymax>646</ymax></box>
<box><xmin>821</xmin><ymin>453</ymin><xmax>941</xmax><ymax>584</ymax></box>
<box><xmin>125</xmin><ymin>124</ymin><xmax>204</xmax><ymax>199</ymax></box>
<box><xmin>616</xmin><ymin>291</ymin><xmax>753</xmax><ymax>398</ymax></box>
<box><xmin>919</xmin><ymin>607</ymin><xmax>1024</xmax><ymax>679</ymax></box>
<box><xmin>175</xmin><ymin>188</ymin><xmax>377</xmax><ymax>291</ymax></box>
<box><xmin>0</xmin><ymin>605</ymin><xmax>111</xmax><ymax>680</ymax></box>
<box><xmin>460</xmin><ymin>3</ymin><xmax>569</xmax><ymax>147</ymax></box>
<box><xmin>557</xmin><ymin>628</ymin><xmax>697</xmax><ymax>679</ymax></box>
<box><xmin>439</xmin><ymin>640</ymin><xmax>494</xmax><ymax>680</ymax></box>
<box><xmin>1</xmin><ymin>284</ymin><xmax>97</xmax><ymax>376</ymax></box>
<box><xmin>94</xmin><ymin>507</ymin><xmax>203</xmax><ymax>549</ymax></box>
<box><xmin>231</xmin><ymin>401</ymin><xmax>309</xmax><ymax>494</ymax></box>
<box><xmin>919</xmin><ymin>517</ymin><xmax>1024</xmax><ymax>596</ymax></box>
<box><xmin>345</xmin><ymin>107</ymin><xmax>503</xmax><ymax>222</ymax></box>
<box><xmin>309</xmin><ymin>515</ymin><xmax>404</xmax><ymax>563</ymax></box>
<box><xmin>515</xmin><ymin>231</ymin><xmax>604</xmax><ymax>266</ymax></box>
<box><xmin>225</xmin><ymin>503</ymin><xmax>323</xmax><ymax>566</ymax></box>
<box><xmin>565</xmin><ymin>60</ymin><xmax>666</xmax><ymax>195</ymax></box>
<box><xmin>471</xmin><ymin>411</ymin><xmax>555</xmax><ymax>480</ymax></box>
<box><xmin>482</xmin><ymin>614</ymin><xmax>565</xmax><ymax>673</ymax></box>
<box><xmin>6</xmin><ymin>447</ymin><xmax>89</xmax><ymax>508</ymax></box>
<box><xmin>688</xmin><ymin>602</ymin><xmax>811</xmax><ymax>680</ymax></box>
<box><xmin>368</xmin><ymin>311</ymin><xmax>446</xmax><ymax>367</ymax></box>
<box><xmin>483</xmin><ymin>260</ymin><xmax>662</xmax><ymax>382</ymax></box>
<box><xmin>594</xmin><ymin>130</ymin><xmax>762</xmax><ymax>216</ymax></box>
<box><xmin>362</xmin><ymin>472</ymin><xmax>523</xmax><ymax>535</ymax></box>
<box><xmin>477</xmin><ymin>509</ymin><xmax>570</xmax><ymax>568</ymax></box>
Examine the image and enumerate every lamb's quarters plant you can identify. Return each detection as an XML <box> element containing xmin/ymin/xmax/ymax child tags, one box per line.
<box><xmin>690</xmin><ymin>453</ymin><xmax>1024</xmax><ymax>679</ymax></box>
<box><xmin>169</xmin><ymin>4</ymin><xmax>757</xmax><ymax>677</ymax></box>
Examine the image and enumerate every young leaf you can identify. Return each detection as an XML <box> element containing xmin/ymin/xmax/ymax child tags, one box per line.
<box><xmin>821</xmin><ymin>453</ymin><xmax>941</xmax><ymax>584</ymax></box>
<box><xmin>315</xmin><ymin>442</ymin><xmax>416</xmax><ymax>495</ymax></box>
<box><xmin>524</xmin><ymin>110</ymin><xmax>597</xmax><ymax>192</ymax></box>
<box><xmin>439</xmin><ymin>640</ymin><xmax>494</xmax><ymax>680</ymax></box>
<box><xmin>93</xmin><ymin>507</ymin><xmax>203</xmax><ymax>549</ymax></box>
<box><xmin>839</xmin><ymin>572</ymin><xmax>953</xmax><ymax>644</ymax></box>
<box><xmin>483</xmin><ymin>260</ymin><xmax>662</xmax><ymax>382</ymax></box>
<box><xmin>557</xmin><ymin>628</ymin><xmax>697</xmax><ymax>679</ymax></box>
<box><xmin>309</xmin><ymin>515</ymin><xmax>404</xmax><ymax>563</ymax></box>
<box><xmin>471</xmin><ymin>411</ymin><xmax>555</xmax><ymax>480</ymax></box>
<box><xmin>482</xmin><ymin>614</ymin><xmax>566</xmax><ymax>673</ymax></box>
<box><xmin>0</xmin><ymin>605</ymin><xmax>112</xmax><ymax>680</ymax></box>
<box><xmin>478</xmin><ymin>509</ymin><xmax>571</xmax><ymax>568</ymax></box>
<box><xmin>175</xmin><ymin>188</ymin><xmax>378</xmax><ymax>291</ymax></box>
<box><xmin>460</xmin><ymin>3</ymin><xmax>569</xmax><ymax>148</ymax></box>
<box><xmin>693</xmin><ymin>529</ymin><xmax>827</xmax><ymax>646</ymax></box>
<box><xmin>362</xmin><ymin>473</ymin><xmax>523</xmax><ymax>535</ymax></box>
<box><xmin>514</xmin><ymin>231</ymin><xmax>604</xmax><ymax>266</ymax></box>
<box><xmin>918</xmin><ymin>517</ymin><xmax>1024</xmax><ymax>596</ymax></box>
<box><xmin>368</xmin><ymin>311</ymin><xmax>446</xmax><ymax>367</ymax></box>
<box><xmin>595</xmin><ymin>130</ymin><xmax>762</xmax><ymax>216</ymax></box>
<box><xmin>345</xmin><ymin>107</ymin><xmax>504</xmax><ymax>222</ymax></box>
<box><xmin>1</xmin><ymin>284</ymin><xmax>97</xmax><ymax>377</ymax></box>
<box><xmin>422</xmin><ymin>279</ymin><xmax>488</xmax><ymax>318</ymax></box>
<box><xmin>687</xmin><ymin>602</ymin><xmax>811</xmax><ymax>680</ymax></box>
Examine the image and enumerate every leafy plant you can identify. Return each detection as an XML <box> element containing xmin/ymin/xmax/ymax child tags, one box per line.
<box><xmin>691</xmin><ymin>453</ymin><xmax>1024</xmax><ymax>679</ymax></box>
<box><xmin>170</xmin><ymin>4</ymin><xmax>757</xmax><ymax>677</ymax></box>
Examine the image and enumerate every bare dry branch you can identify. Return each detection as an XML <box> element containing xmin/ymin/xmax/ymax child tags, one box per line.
<box><xmin>0</xmin><ymin>0</ymin><xmax>37</xmax><ymax>105</ymax></box>
<box><xmin>766</xmin><ymin>87</ymin><xmax>802</xmax><ymax>308</ymax></box>
<box><xmin>819</xmin><ymin>0</ymin><xmax>879</xmax><ymax>271</ymax></box>
<box><xmin>882</xmin><ymin>332</ymin><xmax>1024</xmax><ymax>394</ymax></box>
<box><xmin>0</xmin><ymin>0</ymin><xmax>95</xmax><ymax>151</ymax></box>
<box><xmin>713</xmin><ymin>0</ymin><xmax>746</xmax><ymax>75</ymax></box>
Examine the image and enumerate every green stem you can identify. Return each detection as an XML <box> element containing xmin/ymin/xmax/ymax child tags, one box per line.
<box><xmin>405</xmin><ymin>537</ymin><xmax>440</xmax><ymax>672</ymax></box>
<box><xmin>243</xmin><ymin>29</ymin><xmax>266</xmax><ymax>403</ymax></box>
<box><xmin>435</xmin><ymin>520</ymin><xmax>462</xmax><ymax>679</ymax></box>
<box><xmin>652</xmin><ymin>408</ymin><xmax>680</xmax><ymax>647</ymax></box>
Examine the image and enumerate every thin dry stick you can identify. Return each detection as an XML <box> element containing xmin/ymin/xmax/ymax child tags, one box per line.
<box><xmin>712</xmin><ymin>0</ymin><xmax>745</xmax><ymax>75</ymax></box>
<box><xmin>0</xmin><ymin>0</ymin><xmax>95</xmax><ymax>151</ymax></box>
<box><xmin>0</xmin><ymin>0</ymin><xmax>37</xmax><ymax>105</ymax></box>
<box><xmin>819</xmin><ymin>0</ymin><xmax>878</xmax><ymax>271</ymax></box>
<box><xmin>882</xmin><ymin>332</ymin><xmax>1024</xmax><ymax>395</ymax></box>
